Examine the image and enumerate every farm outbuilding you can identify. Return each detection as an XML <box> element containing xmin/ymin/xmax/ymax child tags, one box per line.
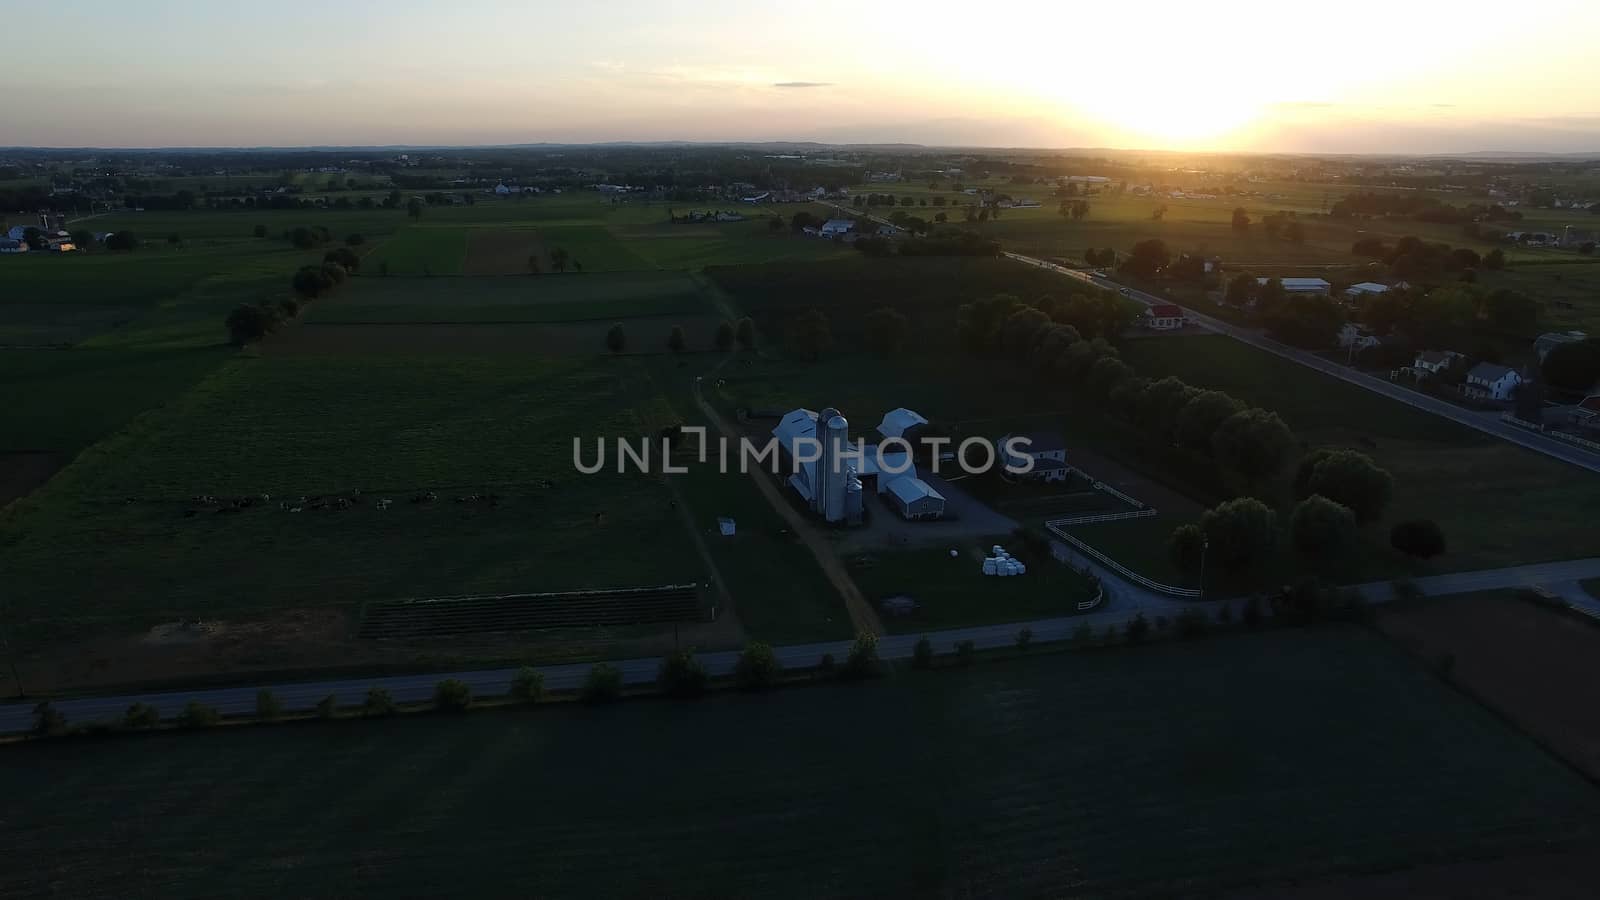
<box><xmin>886</xmin><ymin>477</ymin><xmax>945</xmax><ymax>520</ymax></box>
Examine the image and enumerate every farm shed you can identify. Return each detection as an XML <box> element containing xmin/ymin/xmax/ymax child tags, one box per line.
<box><xmin>886</xmin><ymin>477</ymin><xmax>945</xmax><ymax>520</ymax></box>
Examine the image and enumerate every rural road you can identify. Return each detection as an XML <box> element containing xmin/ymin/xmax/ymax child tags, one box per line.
<box><xmin>6</xmin><ymin>557</ymin><xmax>1598</xmax><ymax>736</ymax></box>
<box><xmin>1001</xmin><ymin>252</ymin><xmax>1600</xmax><ymax>475</ymax></box>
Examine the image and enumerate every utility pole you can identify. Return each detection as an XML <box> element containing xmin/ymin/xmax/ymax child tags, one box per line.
<box><xmin>1199</xmin><ymin>538</ymin><xmax>1210</xmax><ymax>600</ymax></box>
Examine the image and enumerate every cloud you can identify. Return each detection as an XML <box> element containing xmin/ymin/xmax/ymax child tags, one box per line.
<box><xmin>773</xmin><ymin>81</ymin><xmax>832</xmax><ymax>89</ymax></box>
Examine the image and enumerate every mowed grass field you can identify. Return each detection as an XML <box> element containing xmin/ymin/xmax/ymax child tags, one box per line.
<box><xmin>4</xmin><ymin>628</ymin><xmax>1597</xmax><ymax>898</ymax></box>
<box><xmin>363</xmin><ymin>225</ymin><xmax>469</xmax><ymax>275</ymax></box>
<box><xmin>0</xmin><ymin>353</ymin><xmax>701</xmax><ymax>626</ymax></box>
<box><xmin>1119</xmin><ymin>334</ymin><xmax>1600</xmax><ymax>571</ymax></box>
<box><xmin>305</xmin><ymin>270</ymin><xmax>716</xmax><ymax>324</ymax></box>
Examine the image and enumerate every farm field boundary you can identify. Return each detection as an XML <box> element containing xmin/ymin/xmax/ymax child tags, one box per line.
<box><xmin>358</xmin><ymin>584</ymin><xmax>706</xmax><ymax>638</ymax></box>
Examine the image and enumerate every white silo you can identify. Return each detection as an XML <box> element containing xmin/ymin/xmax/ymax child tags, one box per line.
<box><xmin>821</xmin><ymin>412</ymin><xmax>850</xmax><ymax>522</ymax></box>
<box><xmin>814</xmin><ymin>407</ymin><xmax>841</xmax><ymax>516</ymax></box>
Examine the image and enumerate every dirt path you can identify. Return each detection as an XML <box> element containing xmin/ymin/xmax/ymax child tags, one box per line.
<box><xmin>691</xmin><ymin>367</ymin><xmax>884</xmax><ymax>637</ymax></box>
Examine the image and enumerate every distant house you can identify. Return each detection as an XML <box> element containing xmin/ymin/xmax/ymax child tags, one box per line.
<box><xmin>1345</xmin><ymin>282</ymin><xmax>1390</xmax><ymax>299</ymax></box>
<box><xmin>886</xmin><ymin>477</ymin><xmax>945</xmax><ymax>520</ymax></box>
<box><xmin>1142</xmin><ymin>304</ymin><xmax>1185</xmax><ymax>331</ymax></box>
<box><xmin>1001</xmin><ymin>431</ymin><xmax>1069</xmax><ymax>483</ymax></box>
<box><xmin>1464</xmin><ymin>363</ymin><xmax>1522</xmax><ymax>402</ymax></box>
<box><xmin>492</xmin><ymin>183</ymin><xmax>511</xmax><ymax>196</ymax></box>
<box><xmin>1534</xmin><ymin>330</ymin><xmax>1588</xmax><ymax>361</ymax></box>
<box><xmin>1013</xmin><ymin>199</ymin><xmax>1041</xmax><ymax>208</ymax></box>
<box><xmin>0</xmin><ymin>239</ymin><xmax>26</xmax><ymax>254</ymax></box>
<box><xmin>5</xmin><ymin>226</ymin><xmax>26</xmax><ymax>241</ymax></box>
<box><xmin>1338</xmin><ymin>322</ymin><xmax>1379</xmax><ymax>351</ymax></box>
<box><xmin>1412</xmin><ymin>350</ymin><xmax>1462</xmax><ymax>376</ymax></box>
<box><xmin>1257</xmin><ymin>277</ymin><xmax>1332</xmax><ymax>296</ymax></box>
<box><xmin>875</xmin><ymin>224</ymin><xmax>904</xmax><ymax>237</ymax></box>
<box><xmin>819</xmin><ymin>218</ymin><xmax>853</xmax><ymax>237</ymax></box>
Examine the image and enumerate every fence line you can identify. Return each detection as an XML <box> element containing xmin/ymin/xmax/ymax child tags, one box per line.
<box><xmin>1047</xmin><ymin>508</ymin><xmax>1158</xmax><ymax>526</ymax></box>
<box><xmin>1045</xmin><ymin>522</ymin><xmax>1203</xmax><ymax>598</ymax></box>
<box><xmin>1499</xmin><ymin>412</ymin><xmax>1600</xmax><ymax>451</ymax></box>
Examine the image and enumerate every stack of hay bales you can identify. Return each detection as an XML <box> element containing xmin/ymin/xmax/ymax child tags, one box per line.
<box><xmin>981</xmin><ymin>544</ymin><xmax>1027</xmax><ymax>577</ymax></box>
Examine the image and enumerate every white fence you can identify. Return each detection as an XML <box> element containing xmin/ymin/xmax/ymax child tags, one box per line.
<box><xmin>1045</xmin><ymin>521</ymin><xmax>1203</xmax><ymax>599</ymax></box>
<box><xmin>1047</xmin><ymin>508</ymin><xmax>1158</xmax><ymax>527</ymax></box>
<box><xmin>1499</xmin><ymin>412</ymin><xmax>1600</xmax><ymax>451</ymax></box>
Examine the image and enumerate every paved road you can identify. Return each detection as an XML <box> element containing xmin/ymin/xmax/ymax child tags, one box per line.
<box><xmin>9</xmin><ymin>556</ymin><xmax>1598</xmax><ymax>736</ymax></box>
<box><xmin>1003</xmin><ymin>252</ymin><xmax>1600</xmax><ymax>474</ymax></box>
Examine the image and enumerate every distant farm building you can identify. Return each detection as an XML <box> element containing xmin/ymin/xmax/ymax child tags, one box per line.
<box><xmin>886</xmin><ymin>477</ymin><xmax>946</xmax><ymax>520</ymax></box>
<box><xmin>1258</xmin><ymin>277</ymin><xmax>1332</xmax><ymax>297</ymax></box>
<box><xmin>819</xmin><ymin>219</ymin><xmax>854</xmax><ymax>237</ymax></box>
<box><xmin>1345</xmin><ymin>282</ymin><xmax>1391</xmax><ymax>299</ymax></box>
<box><xmin>1001</xmin><ymin>431</ymin><xmax>1069</xmax><ymax>483</ymax></box>
<box><xmin>1142</xmin><ymin>304</ymin><xmax>1185</xmax><ymax>330</ymax></box>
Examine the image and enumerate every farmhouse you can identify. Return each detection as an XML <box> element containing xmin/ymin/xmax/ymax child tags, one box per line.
<box><xmin>1338</xmin><ymin>323</ymin><xmax>1380</xmax><ymax>351</ymax></box>
<box><xmin>1258</xmin><ymin>277</ymin><xmax>1332</xmax><ymax>297</ymax></box>
<box><xmin>1412</xmin><ymin>350</ymin><xmax>1463</xmax><ymax>375</ymax></box>
<box><xmin>886</xmin><ymin>477</ymin><xmax>946</xmax><ymax>520</ymax></box>
<box><xmin>819</xmin><ymin>219</ymin><xmax>853</xmax><ymax>237</ymax></box>
<box><xmin>1464</xmin><ymin>363</ymin><xmax>1522</xmax><ymax>402</ymax></box>
<box><xmin>5</xmin><ymin>226</ymin><xmax>26</xmax><ymax>241</ymax></box>
<box><xmin>1142</xmin><ymin>304</ymin><xmax>1185</xmax><ymax>331</ymax></box>
<box><xmin>1001</xmin><ymin>430</ymin><xmax>1069</xmax><ymax>483</ymax></box>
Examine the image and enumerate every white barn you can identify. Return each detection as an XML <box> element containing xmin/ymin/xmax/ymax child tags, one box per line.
<box><xmin>886</xmin><ymin>477</ymin><xmax>945</xmax><ymax>520</ymax></box>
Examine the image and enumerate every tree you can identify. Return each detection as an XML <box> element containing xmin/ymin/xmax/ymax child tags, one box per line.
<box><xmin>1390</xmin><ymin>519</ymin><xmax>1447</xmax><ymax>559</ymax></box>
<box><xmin>714</xmin><ymin>320</ymin><xmax>735</xmax><ymax>351</ymax></box>
<box><xmin>105</xmin><ymin>230</ymin><xmax>139</xmax><ymax>251</ymax></box>
<box><xmin>255</xmin><ymin>689</ymin><xmax>283</xmax><ymax>721</ymax></box>
<box><xmin>527</xmin><ymin>254</ymin><xmax>541</xmax><ymax>275</ymax></box>
<box><xmin>123</xmin><ymin>702</ymin><xmax>160</xmax><ymax>729</ymax></box>
<box><xmin>1175</xmin><ymin>390</ymin><xmax>1245</xmax><ymax>452</ymax></box>
<box><xmin>863</xmin><ymin>306</ymin><xmax>909</xmax><ymax>358</ymax></box>
<box><xmin>1290</xmin><ymin>494</ymin><xmax>1357</xmax><ymax>556</ymax></box>
<box><xmin>667</xmin><ymin>324</ymin><xmax>687</xmax><ymax>353</ymax></box>
<box><xmin>734</xmin><ymin>641</ymin><xmax>781</xmax><ymax>690</ymax></box>
<box><xmin>1224</xmin><ymin>274</ymin><xmax>1255</xmax><ymax>307</ymax></box>
<box><xmin>912</xmin><ymin>635</ymin><xmax>934</xmax><ymax>669</ymax></box>
<box><xmin>167</xmin><ymin>232</ymin><xmax>183</xmax><ymax>247</ymax></box>
<box><xmin>768</xmin><ymin>215</ymin><xmax>784</xmax><ymax>232</ymax></box>
<box><xmin>225</xmin><ymin>303</ymin><xmax>278</xmax><ymax>345</ymax></box>
<box><xmin>1016</xmin><ymin>627</ymin><xmax>1033</xmax><ymax>650</ymax></box>
<box><xmin>1125</xmin><ymin>612</ymin><xmax>1150</xmax><ymax>643</ymax></box>
<box><xmin>1483</xmin><ymin>248</ymin><xmax>1506</xmax><ymax>270</ymax></box>
<box><xmin>315</xmin><ymin>695</ymin><xmax>337</xmax><ymax>719</ymax></box>
<box><xmin>1230</xmin><ymin>207</ymin><xmax>1250</xmax><ymax>231</ymax></box>
<box><xmin>605</xmin><ymin>323</ymin><xmax>626</xmax><ymax>354</ymax></box>
<box><xmin>734</xmin><ymin>316</ymin><xmax>756</xmax><ymax>350</ymax></box>
<box><xmin>33</xmin><ymin>701</ymin><xmax>66</xmax><ymax>737</ymax></box>
<box><xmin>292</xmin><ymin>264</ymin><xmax>336</xmax><ymax>298</ymax></box>
<box><xmin>582</xmin><ymin>663</ymin><xmax>623</xmax><ymax>703</ymax></box>
<box><xmin>1168</xmin><ymin>523</ymin><xmax>1206</xmax><ymax>572</ymax></box>
<box><xmin>406</xmin><ymin>197</ymin><xmax>423</xmax><ymax>219</ymax></box>
<box><xmin>842</xmin><ymin>631</ymin><xmax>881</xmax><ymax>679</ymax></box>
<box><xmin>253</xmin><ymin>224</ymin><xmax>269</xmax><ymax>238</ymax></box>
<box><xmin>954</xmin><ymin>639</ymin><xmax>975</xmax><ymax>665</ymax></box>
<box><xmin>511</xmin><ymin>666</ymin><xmax>545</xmax><ymax>701</ymax></box>
<box><xmin>785</xmin><ymin>308</ymin><xmax>832</xmax><ymax>361</ymax></box>
<box><xmin>70</xmin><ymin>228</ymin><xmax>93</xmax><ymax>248</ymax></box>
<box><xmin>1294</xmin><ymin>448</ymin><xmax>1393</xmax><ymax>524</ymax></box>
<box><xmin>1283</xmin><ymin>221</ymin><xmax>1306</xmax><ymax>244</ymax></box>
<box><xmin>1200</xmin><ymin>497</ymin><xmax>1278</xmax><ymax>571</ymax></box>
<box><xmin>1541</xmin><ymin>338</ymin><xmax>1600</xmax><ymax>391</ymax></box>
<box><xmin>363</xmin><ymin>688</ymin><xmax>397</xmax><ymax>717</ymax></box>
<box><xmin>1120</xmin><ymin>238</ymin><xmax>1171</xmax><ymax>277</ymax></box>
<box><xmin>434</xmin><ymin>678</ymin><xmax>472</xmax><ymax>713</ymax></box>
<box><xmin>177</xmin><ymin>701</ymin><xmax>221</xmax><ymax>729</ymax></box>
<box><xmin>657</xmin><ymin>648</ymin><xmax>708</xmax><ymax>698</ymax></box>
<box><xmin>1088</xmin><ymin>356</ymin><xmax>1135</xmax><ymax>399</ymax></box>
<box><xmin>1212</xmin><ymin>409</ymin><xmax>1295</xmax><ymax>488</ymax></box>
<box><xmin>549</xmin><ymin>247</ymin><xmax>569</xmax><ymax>273</ymax></box>
<box><xmin>323</xmin><ymin>246</ymin><xmax>360</xmax><ymax>272</ymax></box>
<box><xmin>345</xmin><ymin>233</ymin><xmax>365</xmax><ymax>246</ymax></box>
<box><xmin>1483</xmin><ymin>288</ymin><xmax>1538</xmax><ymax>334</ymax></box>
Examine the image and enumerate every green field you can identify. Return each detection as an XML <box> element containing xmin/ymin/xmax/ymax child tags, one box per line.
<box><xmin>5</xmin><ymin>628</ymin><xmax>1596</xmax><ymax>898</ymax></box>
<box><xmin>364</xmin><ymin>225</ymin><xmax>469</xmax><ymax>276</ymax></box>
<box><xmin>850</xmin><ymin>540</ymin><xmax>1098</xmax><ymax>633</ymax></box>
<box><xmin>0</xmin><ymin>354</ymin><xmax>698</xmax><ymax>626</ymax></box>
<box><xmin>307</xmin><ymin>270</ymin><xmax>715</xmax><ymax>324</ymax></box>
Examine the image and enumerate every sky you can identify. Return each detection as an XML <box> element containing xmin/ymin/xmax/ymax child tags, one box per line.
<box><xmin>7</xmin><ymin>0</ymin><xmax>1600</xmax><ymax>154</ymax></box>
